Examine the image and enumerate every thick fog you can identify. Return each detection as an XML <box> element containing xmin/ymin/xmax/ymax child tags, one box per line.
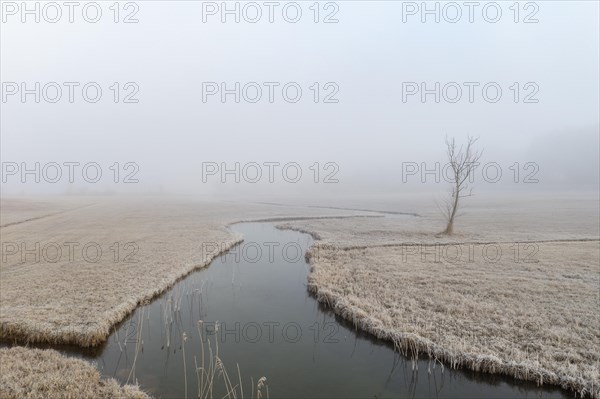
<box><xmin>1</xmin><ymin>1</ymin><xmax>598</xmax><ymax>200</ymax></box>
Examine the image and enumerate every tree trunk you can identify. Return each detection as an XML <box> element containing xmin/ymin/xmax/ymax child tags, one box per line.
<box><xmin>444</xmin><ymin>183</ymin><xmax>460</xmax><ymax>235</ymax></box>
<box><xmin>443</xmin><ymin>221</ymin><xmax>454</xmax><ymax>235</ymax></box>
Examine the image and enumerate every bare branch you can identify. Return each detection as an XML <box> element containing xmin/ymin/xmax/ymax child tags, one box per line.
<box><xmin>440</xmin><ymin>136</ymin><xmax>483</xmax><ymax>234</ymax></box>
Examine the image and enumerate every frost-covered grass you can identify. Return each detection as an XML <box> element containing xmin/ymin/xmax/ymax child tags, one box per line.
<box><xmin>306</xmin><ymin>241</ymin><xmax>599</xmax><ymax>397</ymax></box>
<box><xmin>0</xmin><ymin>346</ymin><xmax>150</xmax><ymax>399</ymax></box>
<box><xmin>0</xmin><ymin>197</ymin><xmax>362</xmax><ymax>347</ymax></box>
<box><xmin>1</xmin><ymin>194</ymin><xmax>598</xmax><ymax>397</ymax></box>
<box><xmin>286</xmin><ymin>195</ymin><xmax>600</xmax><ymax>398</ymax></box>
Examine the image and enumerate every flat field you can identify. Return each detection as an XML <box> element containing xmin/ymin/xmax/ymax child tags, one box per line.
<box><xmin>0</xmin><ymin>197</ymin><xmax>362</xmax><ymax>347</ymax></box>
<box><xmin>1</xmin><ymin>194</ymin><xmax>598</xmax><ymax>397</ymax></box>
<box><xmin>280</xmin><ymin>192</ymin><xmax>600</xmax><ymax>397</ymax></box>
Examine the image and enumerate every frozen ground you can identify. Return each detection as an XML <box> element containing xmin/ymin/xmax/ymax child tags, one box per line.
<box><xmin>1</xmin><ymin>193</ymin><xmax>598</xmax><ymax>397</ymax></box>
<box><xmin>279</xmin><ymin>191</ymin><xmax>599</xmax><ymax>397</ymax></box>
<box><xmin>0</xmin><ymin>197</ymin><xmax>364</xmax><ymax>347</ymax></box>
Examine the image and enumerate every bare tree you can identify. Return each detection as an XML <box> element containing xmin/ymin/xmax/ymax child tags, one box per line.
<box><xmin>439</xmin><ymin>136</ymin><xmax>483</xmax><ymax>235</ymax></box>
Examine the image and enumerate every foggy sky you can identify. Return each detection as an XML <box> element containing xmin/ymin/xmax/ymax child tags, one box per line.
<box><xmin>1</xmin><ymin>1</ymin><xmax>598</xmax><ymax>199</ymax></box>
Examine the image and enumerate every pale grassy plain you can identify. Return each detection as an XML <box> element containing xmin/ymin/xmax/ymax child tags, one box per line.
<box><xmin>280</xmin><ymin>192</ymin><xmax>600</xmax><ymax>397</ymax></box>
<box><xmin>0</xmin><ymin>197</ymin><xmax>362</xmax><ymax>347</ymax></box>
<box><xmin>0</xmin><ymin>346</ymin><xmax>150</xmax><ymax>399</ymax></box>
<box><xmin>1</xmin><ymin>194</ymin><xmax>598</xmax><ymax>397</ymax></box>
<box><xmin>0</xmin><ymin>197</ymin><xmax>364</xmax><ymax>398</ymax></box>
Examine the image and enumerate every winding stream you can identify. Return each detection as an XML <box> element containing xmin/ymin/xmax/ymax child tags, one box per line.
<box><xmin>14</xmin><ymin>222</ymin><xmax>571</xmax><ymax>398</ymax></box>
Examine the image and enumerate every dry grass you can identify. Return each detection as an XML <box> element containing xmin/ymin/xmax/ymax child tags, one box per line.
<box><xmin>2</xmin><ymin>194</ymin><xmax>598</xmax><ymax>397</ymax></box>
<box><xmin>194</xmin><ymin>321</ymin><xmax>269</xmax><ymax>399</ymax></box>
<box><xmin>303</xmin><ymin>241</ymin><xmax>599</xmax><ymax>397</ymax></box>
<box><xmin>0</xmin><ymin>197</ymin><xmax>95</xmax><ymax>228</ymax></box>
<box><xmin>279</xmin><ymin>192</ymin><xmax>600</xmax><ymax>247</ymax></box>
<box><xmin>0</xmin><ymin>346</ymin><xmax>150</xmax><ymax>399</ymax></box>
<box><xmin>278</xmin><ymin>192</ymin><xmax>600</xmax><ymax>397</ymax></box>
<box><xmin>0</xmin><ymin>197</ymin><xmax>363</xmax><ymax>347</ymax></box>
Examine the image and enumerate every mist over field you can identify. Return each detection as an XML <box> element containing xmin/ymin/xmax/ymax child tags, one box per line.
<box><xmin>1</xmin><ymin>1</ymin><xmax>598</xmax><ymax>199</ymax></box>
<box><xmin>1</xmin><ymin>2</ymin><xmax>599</xmax><ymax>398</ymax></box>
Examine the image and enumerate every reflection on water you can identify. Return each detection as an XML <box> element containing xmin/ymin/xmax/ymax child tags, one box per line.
<box><xmin>14</xmin><ymin>223</ymin><xmax>572</xmax><ymax>398</ymax></box>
